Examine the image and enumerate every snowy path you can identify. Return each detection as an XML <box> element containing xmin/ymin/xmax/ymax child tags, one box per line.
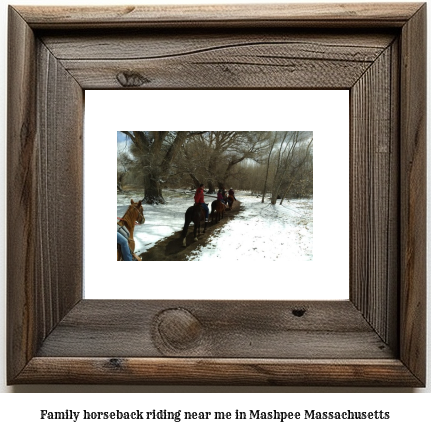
<box><xmin>186</xmin><ymin>198</ymin><xmax>312</xmax><ymax>261</ymax></box>
<box><xmin>117</xmin><ymin>190</ymin><xmax>313</xmax><ymax>261</ymax></box>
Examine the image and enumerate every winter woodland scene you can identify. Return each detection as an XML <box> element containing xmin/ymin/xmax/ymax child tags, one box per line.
<box><xmin>117</xmin><ymin>131</ymin><xmax>313</xmax><ymax>262</ymax></box>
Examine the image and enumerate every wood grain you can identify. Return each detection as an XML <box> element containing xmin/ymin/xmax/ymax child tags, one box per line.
<box><xmin>399</xmin><ymin>3</ymin><xmax>427</xmax><ymax>385</ymax></box>
<box><xmin>16</xmin><ymin>358</ymin><xmax>422</xmax><ymax>386</ymax></box>
<box><xmin>35</xmin><ymin>39</ymin><xmax>83</xmax><ymax>335</ymax></box>
<box><xmin>16</xmin><ymin>3</ymin><xmax>423</xmax><ymax>29</ymax></box>
<box><xmin>7</xmin><ymin>6</ymin><xmax>38</xmax><ymax>382</ymax></box>
<box><xmin>7</xmin><ymin>3</ymin><xmax>427</xmax><ymax>386</ymax></box>
<box><xmin>41</xmin><ymin>31</ymin><xmax>395</xmax><ymax>60</ymax></box>
<box><xmin>7</xmin><ymin>6</ymin><xmax>83</xmax><ymax>382</ymax></box>
<box><xmin>36</xmin><ymin>300</ymin><xmax>394</xmax><ymax>359</ymax></box>
<box><xmin>350</xmin><ymin>44</ymin><xmax>399</xmax><ymax>348</ymax></box>
<box><xmin>39</xmin><ymin>31</ymin><xmax>395</xmax><ymax>89</ymax></box>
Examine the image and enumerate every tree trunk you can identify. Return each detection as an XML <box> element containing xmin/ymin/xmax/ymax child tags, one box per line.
<box><xmin>207</xmin><ymin>180</ymin><xmax>216</xmax><ymax>194</ymax></box>
<box><xmin>261</xmin><ymin>133</ymin><xmax>279</xmax><ymax>203</ymax></box>
<box><xmin>207</xmin><ymin>157</ymin><xmax>217</xmax><ymax>193</ymax></box>
<box><xmin>261</xmin><ymin>147</ymin><xmax>274</xmax><ymax>203</ymax></box>
<box><xmin>270</xmin><ymin>167</ymin><xmax>282</xmax><ymax>205</ymax></box>
<box><xmin>280</xmin><ymin>180</ymin><xmax>292</xmax><ymax>205</ymax></box>
<box><xmin>144</xmin><ymin>174</ymin><xmax>165</xmax><ymax>204</ymax></box>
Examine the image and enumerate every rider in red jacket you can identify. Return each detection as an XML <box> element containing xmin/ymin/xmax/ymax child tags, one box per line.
<box><xmin>194</xmin><ymin>184</ymin><xmax>209</xmax><ymax>221</ymax></box>
<box><xmin>194</xmin><ymin>186</ymin><xmax>205</xmax><ymax>204</ymax></box>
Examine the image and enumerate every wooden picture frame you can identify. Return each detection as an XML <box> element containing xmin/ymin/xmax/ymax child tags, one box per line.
<box><xmin>7</xmin><ymin>3</ymin><xmax>426</xmax><ymax>386</ymax></box>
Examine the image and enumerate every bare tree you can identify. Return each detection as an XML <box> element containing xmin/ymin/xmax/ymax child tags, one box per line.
<box><xmin>184</xmin><ymin>131</ymin><xmax>269</xmax><ymax>193</ymax></box>
<box><xmin>279</xmin><ymin>138</ymin><xmax>313</xmax><ymax>203</ymax></box>
<box><xmin>269</xmin><ymin>131</ymin><xmax>313</xmax><ymax>204</ymax></box>
<box><xmin>117</xmin><ymin>131</ymin><xmax>312</xmax><ymax>203</ymax></box>
<box><xmin>117</xmin><ymin>152</ymin><xmax>133</xmax><ymax>191</ymax></box>
<box><xmin>261</xmin><ymin>131</ymin><xmax>279</xmax><ymax>203</ymax></box>
<box><xmin>120</xmin><ymin>131</ymin><xmax>190</xmax><ymax>204</ymax></box>
<box><xmin>117</xmin><ymin>135</ymin><xmax>134</xmax><ymax>191</ymax></box>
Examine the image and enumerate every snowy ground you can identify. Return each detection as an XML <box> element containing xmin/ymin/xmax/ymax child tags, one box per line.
<box><xmin>117</xmin><ymin>189</ymin><xmax>189</xmax><ymax>255</ymax></box>
<box><xmin>117</xmin><ymin>189</ymin><xmax>313</xmax><ymax>261</ymax></box>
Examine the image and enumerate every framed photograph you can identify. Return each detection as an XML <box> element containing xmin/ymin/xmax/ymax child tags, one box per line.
<box><xmin>7</xmin><ymin>3</ymin><xmax>426</xmax><ymax>386</ymax></box>
<box><xmin>87</xmin><ymin>90</ymin><xmax>349</xmax><ymax>301</ymax></box>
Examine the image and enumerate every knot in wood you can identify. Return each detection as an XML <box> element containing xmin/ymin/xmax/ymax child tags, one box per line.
<box><xmin>155</xmin><ymin>308</ymin><xmax>203</xmax><ymax>351</ymax></box>
<box><xmin>292</xmin><ymin>308</ymin><xmax>306</xmax><ymax>317</ymax></box>
<box><xmin>108</xmin><ymin>358</ymin><xmax>123</xmax><ymax>369</ymax></box>
<box><xmin>116</xmin><ymin>71</ymin><xmax>150</xmax><ymax>87</ymax></box>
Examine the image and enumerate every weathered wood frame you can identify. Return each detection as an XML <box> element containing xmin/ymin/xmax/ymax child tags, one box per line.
<box><xmin>7</xmin><ymin>3</ymin><xmax>426</xmax><ymax>386</ymax></box>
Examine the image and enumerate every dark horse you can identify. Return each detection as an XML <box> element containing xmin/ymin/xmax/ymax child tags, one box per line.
<box><xmin>226</xmin><ymin>195</ymin><xmax>235</xmax><ymax>210</ymax></box>
<box><xmin>211</xmin><ymin>200</ymin><xmax>226</xmax><ymax>223</ymax></box>
<box><xmin>182</xmin><ymin>203</ymin><xmax>207</xmax><ymax>247</ymax></box>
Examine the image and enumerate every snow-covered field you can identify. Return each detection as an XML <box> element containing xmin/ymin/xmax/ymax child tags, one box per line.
<box><xmin>117</xmin><ymin>189</ymin><xmax>313</xmax><ymax>261</ymax></box>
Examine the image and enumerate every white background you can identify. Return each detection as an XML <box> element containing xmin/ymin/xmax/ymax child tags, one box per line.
<box><xmin>0</xmin><ymin>0</ymin><xmax>430</xmax><ymax>426</ymax></box>
<box><xmin>85</xmin><ymin>90</ymin><xmax>349</xmax><ymax>300</ymax></box>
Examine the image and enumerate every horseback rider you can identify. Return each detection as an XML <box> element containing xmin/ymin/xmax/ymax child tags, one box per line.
<box><xmin>217</xmin><ymin>188</ymin><xmax>227</xmax><ymax>205</ymax></box>
<box><xmin>194</xmin><ymin>183</ymin><xmax>209</xmax><ymax>221</ymax></box>
<box><xmin>117</xmin><ymin>199</ymin><xmax>144</xmax><ymax>261</ymax></box>
<box><xmin>228</xmin><ymin>187</ymin><xmax>236</xmax><ymax>201</ymax></box>
<box><xmin>117</xmin><ymin>231</ymin><xmax>133</xmax><ymax>261</ymax></box>
<box><xmin>222</xmin><ymin>188</ymin><xmax>227</xmax><ymax>201</ymax></box>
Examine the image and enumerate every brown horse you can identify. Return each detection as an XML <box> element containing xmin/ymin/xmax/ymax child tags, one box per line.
<box><xmin>182</xmin><ymin>203</ymin><xmax>206</xmax><ymax>247</ymax></box>
<box><xmin>211</xmin><ymin>200</ymin><xmax>226</xmax><ymax>223</ymax></box>
<box><xmin>117</xmin><ymin>199</ymin><xmax>145</xmax><ymax>261</ymax></box>
<box><xmin>227</xmin><ymin>195</ymin><xmax>235</xmax><ymax>210</ymax></box>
